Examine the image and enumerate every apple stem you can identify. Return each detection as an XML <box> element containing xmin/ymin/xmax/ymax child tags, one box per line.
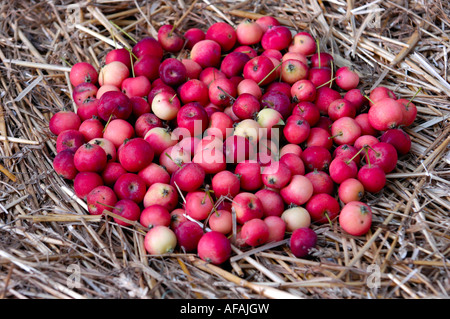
<box><xmin>324</xmin><ymin>211</ymin><xmax>332</xmax><ymax>227</ymax></box>
<box><xmin>363</xmin><ymin>94</ymin><xmax>375</xmax><ymax>105</ymax></box>
<box><xmin>329</xmin><ymin>60</ymin><xmax>334</xmax><ymax>88</ymax></box>
<box><xmin>257</xmin><ymin>61</ymin><xmax>283</xmax><ymax>86</ymax></box>
<box><xmin>110</xmin><ymin>20</ymin><xmax>138</xmax><ymax>44</ymax></box>
<box><xmin>405</xmin><ymin>87</ymin><xmax>422</xmax><ymax>108</ymax></box>
<box><xmin>364</xmin><ymin>147</ymin><xmax>371</xmax><ymax>168</ymax></box>
<box><xmin>345</xmin><ymin>146</ymin><xmax>366</xmax><ymax>165</ymax></box>
<box><xmin>96</xmin><ymin>201</ymin><xmax>119</xmax><ymax>211</ymax></box>
<box><xmin>102</xmin><ymin>112</ymin><xmax>115</xmax><ymax>133</ymax></box>
<box><xmin>328</xmin><ymin>131</ymin><xmax>343</xmax><ymax>139</ymax></box>
<box><xmin>315</xmin><ymin>76</ymin><xmax>337</xmax><ymax>89</ymax></box>
<box><xmin>316</xmin><ymin>39</ymin><xmax>321</xmax><ymax>68</ymax></box>
<box><xmin>61</xmin><ymin>57</ymin><xmax>73</xmax><ymax>68</ymax></box>
<box><xmin>169</xmin><ymin>93</ymin><xmax>177</xmax><ymax>103</ymax></box>
<box><xmin>164</xmin><ymin>152</ymin><xmax>182</xmax><ymax>168</ymax></box>
<box><xmin>216</xmin><ymin>86</ymin><xmax>235</xmax><ymax>103</ymax></box>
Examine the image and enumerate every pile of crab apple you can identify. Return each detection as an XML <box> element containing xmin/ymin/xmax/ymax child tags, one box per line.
<box><xmin>50</xmin><ymin>16</ymin><xmax>417</xmax><ymax>265</ymax></box>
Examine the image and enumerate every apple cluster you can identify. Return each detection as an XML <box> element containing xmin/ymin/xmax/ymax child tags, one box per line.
<box><xmin>50</xmin><ymin>16</ymin><xmax>417</xmax><ymax>265</ymax></box>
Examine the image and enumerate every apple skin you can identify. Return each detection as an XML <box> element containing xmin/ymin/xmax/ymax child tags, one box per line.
<box><xmin>184</xmin><ymin>28</ymin><xmax>206</xmax><ymax>50</ymax></box>
<box><xmin>305</xmin><ymin>193</ymin><xmax>340</xmax><ymax>225</ymax></box>
<box><xmin>159</xmin><ymin>58</ymin><xmax>187</xmax><ymax>87</ymax></box>
<box><xmin>70</xmin><ymin>62</ymin><xmax>98</xmax><ymax>87</ymax></box>
<box><xmin>190</xmin><ymin>39</ymin><xmax>222</xmax><ymax>68</ymax></box>
<box><xmin>53</xmin><ymin>149</ymin><xmax>78</xmax><ymax>180</ymax></box>
<box><xmin>144</xmin><ymin>225</ymin><xmax>177</xmax><ymax>255</ymax></box>
<box><xmin>338</xmin><ymin>178</ymin><xmax>365</xmax><ymax>204</ymax></box>
<box><xmin>357</xmin><ymin>164</ymin><xmax>386</xmax><ymax>193</ymax></box>
<box><xmin>73</xmin><ymin>143</ymin><xmax>107</xmax><ymax>173</ymax></box>
<box><xmin>56</xmin><ymin>129</ymin><xmax>85</xmax><ymax>154</ymax></box>
<box><xmin>380</xmin><ymin>128</ymin><xmax>411</xmax><ymax>155</ymax></box>
<box><xmin>232</xmin><ymin>192</ymin><xmax>264</xmax><ymax>225</ymax></box>
<box><xmin>289</xmin><ymin>227</ymin><xmax>317</xmax><ymax>258</ymax></box>
<box><xmin>255</xmin><ymin>189</ymin><xmax>285</xmax><ymax>218</ymax></box>
<box><xmin>197</xmin><ymin>231</ymin><xmax>231</xmax><ymax>265</ymax></box>
<box><xmin>206</xmin><ymin>22</ymin><xmax>237</xmax><ymax>52</ymax></box>
<box><xmin>280</xmin><ymin>175</ymin><xmax>314</xmax><ymax>206</ymax></box>
<box><xmin>114</xmin><ymin>173</ymin><xmax>147</xmax><ymax>204</ymax></box>
<box><xmin>73</xmin><ymin>172</ymin><xmax>104</xmax><ymax>200</ymax></box>
<box><xmin>261</xmin><ymin>26</ymin><xmax>292</xmax><ymax>51</ymax></box>
<box><xmin>171</xmin><ymin>162</ymin><xmax>206</xmax><ymax>193</ymax></box>
<box><xmin>243</xmin><ymin>55</ymin><xmax>276</xmax><ymax>86</ymax></box>
<box><xmin>158</xmin><ymin>24</ymin><xmax>184</xmax><ymax>53</ymax></box>
<box><xmin>264</xmin><ymin>216</ymin><xmax>286</xmax><ymax>243</ymax></box>
<box><xmin>184</xmin><ymin>191</ymin><xmax>215</xmax><ymax>221</ymax></box>
<box><xmin>86</xmin><ymin>185</ymin><xmax>118</xmax><ymax>216</ymax></box>
<box><xmin>140</xmin><ymin>204</ymin><xmax>171</xmax><ymax>229</ymax></box>
<box><xmin>97</xmin><ymin>90</ymin><xmax>133</xmax><ymax>122</ymax></box>
<box><xmin>176</xmin><ymin>102</ymin><xmax>209</xmax><ymax>138</ymax></box>
<box><xmin>208</xmin><ymin>209</ymin><xmax>233</xmax><ymax>235</ymax></box>
<box><xmin>211</xmin><ymin>170</ymin><xmax>240</xmax><ymax>199</ymax></box>
<box><xmin>118</xmin><ymin>138</ymin><xmax>154</xmax><ymax>173</ymax></box>
<box><xmin>281</xmin><ymin>206</ymin><xmax>311</xmax><ymax>232</ymax></box>
<box><xmin>174</xmin><ymin>221</ymin><xmax>204</xmax><ymax>253</ymax></box>
<box><xmin>236</xmin><ymin>19</ymin><xmax>264</xmax><ymax>46</ymax></box>
<box><xmin>234</xmin><ymin>160</ymin><xmax>263</xmax><ymax>191</ymax></box>
<box><xmin>241</xmin><ymin>218</ymin><xmax>270</xmax><ymax>247</ymax></box>
<box><xmin>143</xmin><ymin>182</ymin><xmax>178</xmax><ymax>211</ymax></box>
<box><xmin>49</xmin><ymin>111</ymin><xmax>81</xmax><ymax>136</ymax></box>
<box><xmin>339</xmin><ymin>201</ymin><xmax>373</xmax><ymax>236</ymax></box>
<box><xmin>368</xmin><ymin>98</ymin><xmax>404</xmax><ymax>131</ymax></box>
<box><xmin>112</xmin><ymin>199</ymin><xmax>142</xmax><ymax>227</ymax></box>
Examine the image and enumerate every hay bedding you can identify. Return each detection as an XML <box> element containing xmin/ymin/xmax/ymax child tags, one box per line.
<box><xmin>0</xmin><ymin>0</ymin><xmax>449</xmax><ymax>300</ymax></box>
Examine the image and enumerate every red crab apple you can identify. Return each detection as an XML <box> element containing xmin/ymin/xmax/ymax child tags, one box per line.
<box><xmin>159</xmin><ymin>58</ymin><xmax>187</xmax><ymax>87</ymax></box>
<box><xmin>223</xmin><ymin>134</ymin><xmax>256</xmax><ymax>164</ymax></box>
<box><xmin>171</xmin><ymin>162</ymin><xmax>206</xmax><ymax>193</ymax></box>
<box><xmin>283</xmin><ymin>115</ymin><xmax>311</xmax><ymax>145</ymax></box>
<box><xmin>261</xmin><ymin>25</ymin><xmax>292</xmax><ymax>51</ymax></box>
<box><xmin>133</xmin><ymin>54</ymin><xmax>161</xmax><ymax>81</ymax></box>
<box><xmin>380</xmin><ymin>128</ymin><xmax>411</xmax><ymax>155</ymax></box>
<box><xmin>327</xmin><ymin>99</ymin><xmax>356</xmax><ymax>121</ymax></box>
<box><xmin>49</xmin><ymin>111</ymin><xmax>81</xmax><ymax>136</ymax></box>
<box><xmin>367</xmin><ymin>142</ymin><xmax>398</xmax><ymax>173</ymax></box>
<box><xmin>205</xmin><ymin>111</ymin><xmax>234</xmax><ymax>140</ymax></box>
<box><xmin>181</xmin><ymin>58</ymin><xmax>203</xmax><ymax>80</ymax></box>
<box><xmin>260</xmin><ymin>91</ymin><xmax>292</xmax><ymax>120</ymax></box>
<box><xmin>236</xmin><ymin>19</ymin><xmax>264</xmax><ymax>46</ymax></box>
<box><xmin>121</xmin><ymin>75</ymin><xmax>151</xmax><ymax>98</ymax></box>
<box><xmin>232</xmin><ymin>192</ymin><xmax>264</xmax><ymax>225</ymax></box>
<box><xmin>86</xmin><ymin>185</ymin><xmax>118</xmax><ymax>216</ymax></box>
<box><xmin>103</xmin><ymin>119</ymin><xmax>135</xmax><ymax>148</ymax></box>
<box><xmin>158</xmin><ymin>24</ymin><xmax>184</xmax><ymax>53</ymax></box>
<box><xmin>289</xmin><ymin>227</ymin><xmax>317</xmax><ymax>258</ymax></box>
<box><xmin>354</xmin><ymin>135</ymin><xmax>379</xmax><ymax>151</ymax></box>
<box><xmin>329</xmin><ymin>157</ymin><xmax>358</xmax><ymax>184</ymax></box>
<box><xmin>102</xmin><ymin>162</ymin><xmax>127</xmax><ymax>187</ymax></box>
<box><xmin>140</xmin><ymin>204</ymin><xmax>171</xmax><ymax>229</ymax></box>
<box><xmin>114</xmin><ymin>173</ymin><xmax>147</xmax><ymax>203</ymax></box>
<box><xmin>199</xmin><ymin>67</ymin><xmax>226</xmax><ymax>87</ymax></box>
<box><xmin>144</xmin><ymin>225</ymin><xmax>177</xmax><ymax>255</ymax></box>
<box><xmin>231</xmin><ymin>93</ymin><xmax>260</xmax><ymax>120</ymax></box>
<box><xmin>179</xmin><ymin>79</ymin><xmax>209</xmax><ymax>106</ymax></box>
<box><xmin>56</xmin><ymin>129</ymin><xmax>85</xmax><ymax>153</ymax></box>
<box><xmin>209</xmin><ymin>77</ymin><xmax>237</xmax><ymax>108</ymax></box>
<box><xmin>211</xmin><ymin>170</ymin><xmax>240</xmax><ymax>199</ymax></box>
<box><xmin>144</xmin><ymin>127</ymin><xmax>177</xmax><ymax>156</ymax></box>
<box><xmin>288</xmin><ymin>32</ymin><xmax>316</xmax><ymax>56</ymax></box>
<box><xmin>138</xmin><ymin>163</ymin><xmax>170</xmax><ymax>187</ymax></box>
<box><xmin>265</xmin><ymin>81</ymin><xmax>292</xmax><ymax>99</ymax></box>
<box><xmin>176</xmin><ymin>136</ymin><xmax>201</xmax><ymax>157</ymax></box>
<box><xmin>72</xmin><ymin>82</ymin><xmax>98</xmax><ymax>110</ymax></box>
<box><xmin>234</xmin><ymin>160</ymin><xmax>263</xmax><ymax>191</ymax></box>
<box><xmin>333</xmin><ymin>144</ymin><xmax>361</xmax><ymax>163</ymax></box>
<box><xmin>184</xmin><ymin>28</ymin><xmax>205</xmax><ymax>50</ymax></box>
<box><xmin>132</xmin><ymin>36</ymin><xmax>163</xmax><ymax>60</ymax></box>
<box><xmin>261</xmin><ymin>161</ymin><xmax>292</xmax><ymax>190</ymax></box>
<box><xmin>241</xmin><ymin>218</ymin><xmax>270</xmax><ymax>247</ymax></box>
<box><xmin>255</xmin><ymin>16</ymin><xmax>280</xmax><ymax>32</ymax></box>
<box><xmin>192</xmin><ymin>146</ymin><xmax>227</xmax><ymax>175</ymax></box>
<box><xmin>314</xmin><ymin>86</ymin><xmax>342</xmax><ymax>115</ymax></box>
<box><xmin>96</xmin><ymin>84</ymin><xmax>119</xmax><ymax>100</ymax></box>
<box><xmin>159</xmin><ymin>144</ymin><xmax>190</xmax><ymax>174</ymax></box>
<box><xmin>134</xmin><ymin>113</ymin><xmax>163</xmax><ymax>138</ymax></box>
<box><xmin>357</xmin><ymin>164</ymin><xmax>386</xmax><ymax>193</ymax></box>
<box><xmin>105</xmin><ymin>48</ymin><xmax>132</xmax><ymax>69</ymax></box>
<box><xmin>184</xmin><ymin>191</ymin><xmax>215</xmax><ymax>221</ymax></box>
<box><xmin>88</xmin><ymin>137</ymin><xmax>117</xmax><ymax>163</ymax></box>
<box><xmin>53</xmin><ymin>149</ymin><xmax>78</xmax><ymax>180</ymax></box>
<box><xmin>174</xmin><ymin>221</ymin><xmax>204</xmax><ymax>253</ymax></box>
<box><xmin>291</xmin><ymin>79</ymin><xmax>316</xmax><ymax>103</ymax></box>
<box><xmin>151</xmin><ymin>91</ymin><xmax>181</xmax><ymax>121</ymax></box>
<box><xmin>355</xmin><ymin>113</ymin><xmax>378</xmax><ymax>136</ymax></box>
<box><xmin>292</xmin><ymin>102</ymin><xmax>321</xmax><ymax>127</ymax></box>
<box><xmin>305</xmin><ymin>169</ymin><xmax>335</xmax><ymax>195</ymax></box>
<box><xmin>73</xmin><ymin>172</ymin><xmax>103</xmax><ymax>200</ymax></box>
<box><xmin>281</xmin><ymin>206</ymin><xmax>311</xmax><ymax>232</ymax></box>
<box><xmin>261</xmin><ymin>49</ymin><xmax>282</xmax><ymax>60</ymax></box>
<box><xmin>170</xmin><ymin>208</ymin><xmax>187</xmax><ymax>230</ymax></box>
<box><xmin>176</xmin><ymin>102</ymin><xmax>209</xmax><ymax>138</ymax></box>
<box><xmin>301</xmin><ymin>146</ymin><xmax>332</xmax><ymax>172</ymax></box>
<box><xmin>310</xmin><ymin>52</ymin><xmax>334</xmax><ymax>68</ymax></box>
<box><xmin>78</xmin><ymin>116</ymin><xmax>103</xmax><ymax>141</ymax></box>
<box><xmin>190</xmin><ymin>39</ymin><xmax>222</xmax><ymax>68</ymax></box>
<box><xmin>305</xmin><ymin>193</ymin><xmax>340</xmax><ymax>225</ymax></box>
<box><xmin>397</xmin><ymin>98</ymin><xmax>418</xmax><ymax>127</ymax></box>
<box><xmin>369</xmin><ymin>86</ymin><xmax>397</xmax><ymax>105</ymax></box>
<box><xmin>330</xmin><ymin>116</ymin><xmax>362</xmax><ymax>146</ymax></box>
<box><xmin>335</xmin><ymin>66</ymin><xmax>359</xmax><ymax>91</ymax></box>
<box><xmin>118</xmin><ymin>138</ymin><xmax>154</xmax><ymax>173</ymax></box>
<box><xmin>280</xmin><ymin>175</ymin><xmax>314</xmax><ymax>206</ymax></box>
<box><xmin>70</xmin><ymin>62</ymin><xmax>98</xmax><ymax>87</ymax></box>
<box><xmin>197</xmin><ymin>231</ymin><xmax>231</xmax><ymax>265</ymax></box>
<box><xmin>237</xmin><ymin>79</ymin><xmax>262</xmax><ymax>99</ymax></box>
<box><xmin>264</xmin><ymin>216</ymin><xmax>286</xmax><ymax>243</ymax></box>
<box><xmin>255</xmin><ymin>189</ymin><xmax>285</xmax><ymax>218</ymax></box>
<box><xmin>111</xmin><ymin>199</ymin><xmax>141</xmax><ymax>226</ymax></box>
<box><xmin>97</xmin><ymin>90</ymin><xmax>133</xmax><ymax>122</ymax></box>
<box><xmin>339</xmin><ymin>201</ymin><xmax>373</xmax><ymax>236</ymax></box>
<box><xmin>280</xmin><ymin>59</ymin><xmax>309</xmax><ymax>85</ymax></box>
<box><xmin>208</xmin><ymin>210</ymin><xmax>232</xmax><ymax>235</ymax></box>
<box><xmin>206</xmin><ymin>22</ymin><xmax>237</xmax><ymax>52</ymax></box>
<box><xmin>279</xmin><ymin>152</ymin><xmax>305</xmax><ymax>176</ymax></box>
<box><xmin>280</xmin><ymin>143</ymin><xmax>302</xmax><ymax>158</ymax></box>
<box><xmin>73</xmin><ymin>143</ymin><xmax>107</xmax><ymax>173</ymax></box>
<box><xmin>338</xmin><ymin>178</ymin><xmax>365</xmax><ymax>204</ymax></box>
<box><xmin>243</xmin><ymin>55</ymin><xmax>277</xmax><ymax>86</ymax></box>
<box><xmin>368</xmin><ymin>98</ymin><xmax>404</xmax><ymax>131</ymax></box>
<box><xmin>304</xmin><ymin>127</ymin><xmax>333</xmax><ymax>150</ymax></box>
<box><xmin>308</xmin><ymin>66</ymin><xmax>333</xmax><ymax>89</ymax></box>
<box><xmin>143</xmin><ymin>182</ymin><xmax>178</xmax><ymax>211</ymax></box>
<box><xmin>98</xmin><ymin>61</ymin><xmax>129</xmax><ymax>88</ymax></box>
<box><xmin>345</xmin><ymin>89</ymin><xmax>368</xmax><ymax>113</ymax></box>
<box><xmin>233</xmin><ymin>45</ymin><xmax>257</xmax><ymax>58</ymax></box>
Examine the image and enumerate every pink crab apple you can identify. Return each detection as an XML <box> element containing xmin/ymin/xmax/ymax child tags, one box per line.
<box><xmin>357</xmin><ymin>164</ymin><xmax>386</xmax><ymax>193</ymax></box>
<box><xmin>338</xmin><ymin>178</ymin><xmax>365</xmax><ymax>204</ymax></box>
<box><xmin>118</xmin><ymin>138</ymin><xmax>154</xmax><ymax>173</ymax></box>
<box><xmin>281</xmin><ymin>206</ymin><xmax>311</xmax><ymax>232</ymax></box>
<box><xmin>205</xmin><ymin>111</ymin><xmax>234</xmax><ymax>140</ymax></box>
<box><xmin>132</xmin><ymin>36</ymin><xmax>164</xmax><ymax>60</ymax></box>
<box><xmin>397</xmin><ymin>98</ymin><xmax>418</xmax><ymax>127</ymax></box>
<box><xmin>234</xmin><ymin>160</ymin><xmax>263</xmax><ymax>191</ymax></box>
<box><xmin>289</xmin><ymin>227</ymin><xmax>317</xmax><ymax>258</ymax></box>
<box><xmin>308</xmin><ymin>66</ymin><xmax>332</xmax><ymax>89</ymax></box>
<box><xmin>264</xmin><ymin>216</ymin><xmax>286</xmax><ymax>242</ymax></box>
<box><xmin>236</xmin><ymin>19</ymin><xmax>264</xmax><ymax>45</ymax></box>
<box><xmin>237</xmin><ymin>79</ymin><xmax>263</xmax><ymax>99</ymax></box>
<box><xmin>333</xmin><ymin>144</ymin><xmax>361</xmax><ymax>163</ymax></box>
<box><xmin>151</xmin><ymin>91</ymin><xmax>181</xmax><ymax>121</ymax></box>
<box><xmin>279</xmin><ymin>152</ymin><xmax>305</xmax><ymax>176</ymax></box>
<box><xmin>144</xmin><ymin>225</ymin><xmax>177</xmax><ymax>255</ymax></box>
<box><xmin>280</xmin><ymin>59</ymin><xmax>309</xmax><ymax>85</ymax></box>
<box><xmin>232</xmin><ymin>192</ymin><xmax>264</xmax><ymax>225</ymax></box>
<box><xmin>380</xmin><ymin>128</ymin><xmax>411</xmax><ymax>155</ymax></box>
<box><xmin>314</xmin><ymin>86</ymin><xmax>342</xmax><ymax>115</ymax></box>
<box><xmin>184</xmin><ymin>28</ymin><xmax>205</xmax><ymax>50</ymax></box>
<box><xmin>199</xmin><ymin>67</ymin><xmax>226</xmax><ymax>88</ymax></box>
<box><xmin>98</xmin><ymin>61</ymin><xmax>129</xmax><ymax>88</ymax></box>
<box><xmin>190</xmin><ymin>39</ymin><xmax>222</xmax><ymax>68</ymax></box>
<box><xmin>243</xmin><ymin>55</ymin><xmax>277</xmax><ymax>86</ymax></box>
<box><xmin>330</xmin><ymin>116</ymin><xmax>362</xmax><ymax>146</ymax></box>
<box><xmin>283</xmin><ymin>115</ymin><xmax>311</xmax><ymax>145</ymax></box>
<box><xmin>329</xmin><ymin>157</ymin><xmax>358</xmax><ymax>184</ymax></box>
<box><xmin>105</xmin><ymin>48</ymin><xmax>132</xmax><ymax>69</ymax></box>
<box><xmin>335</xmin><ymin>66</ymin><xmax>359</xmax><ymax>91</ymax></box>
<box><xmin>265</xmin><ymin>81</ymin><xmax>292</xmax><ymax>99</ymax></box>
<box><xmin>208</xmin><ymin>210</ymin><xmax>233</xmax><ymax>235</ymax></box>
<box><xmin>211</xmin><ymin>170</ymin><xmax>240</xmax><ymax>199</ymax></box>
<box><xmin>111</xmin><ymin>199</ymin><xmax>141</xmax><ymax>227</ymax></box>
<box><xmin>310</xmin><ymin>52</ymin><xmax>334</xmax><ymax>68</ymax></box>
<box><xmin>192</xmin><ymin>146</ymin><xmax>227</xmax><ymax>175</ymax></box>
<box><xmin>133</xmin><ymin>54</ymin><xmax>161</xmax><ymax>81</ymax></box>
<box><xmin>255</xmin><ymin>189</ymin><xmax>285</xmax><ymax>218</ymax></box>
<box><xmin>367</xmin><ymin>142</ymin><xmax>398</xmax><ymax>173</ymax></box>
<box><xmin>327</xmin><ymin>99</ymin><xmax>356</xmax><ymax>121</ymax></box>
<box><xmin>73</xmin><ymin>143</ymin><xmax>107</xmax><ymax>173</ymax></box>
<box><xmin>143</xmin><ymin>182</ymin><xmax>178</xmax><ymax>211</ymax></box>
<box><xmin>138</xmin><ymin>163</ymin><xmax>170</xmax><ymax>188</ymax></box>
<box><xmin>223</xmin><ymin>134</ymin><xmax>256</xmax><ymax>164</ymax></box>
<box><xmin>261</xmin><ymin>161</ymin><xmax>292</xmax><ymax>190</ymax></box>
<box><xmin>209</xmin><ymin>77</ymin><xmax>237</xmax><ymax>108</ymax></box>
<box><xmin>102</xmin><ymin>162</ymin><xmax>127</xmax><ymax>187</ymax></box>
<box><xmin>53</xmin><ymin>149</ymin><xmax>78</xmax><ymax>180</ymax></box>
<box><xmin>355</xmin><ymin>113</ymin><xmax>378</xmax><ymax>136</ymax></box>
<box><xmin>121</xmin><ymin>76</ymin><xmax>152</xmax><ymax>99</ymax></box>
<box><xmin>280</xmin><ymin>175</ymin><xmax>314</xmax><ymax>206</ymax></box>
<box><xmin>97</xmin><ymin>90</ymin><xmax>133</xmax><ymax>122</ymax></box>
<box><xmin>301</xmin><ymin>146</ymin><xmax>332</xmax><ymax>172</ymax></box>
<box><xmin>345</xmin><ymin>89</ymin><xmax>368</xmax><ymax>113</ymax></box>
<box><xmin>288</xmin><ymin>32</ymin><xmax>316</xmax><ymax>56</ymax></box>
<box><xmin>69</xmin><ymin>62</ymin><xmax>98</xmax><ymax>87</ymax></box>
<box><xmin>255</xmin><ymin>16</ymin><xmax>280</xmax><ymax>32</ymax></box>
<box><xmin>292</xmin><ymin>102</ymin><xmax>321</xmax><ymax>127</ymax></box>
<box><xmin>232</xmin><ymin>93</ymin><xmax>260</xmax><ymax>120</ymax></box>
<box><xmin>56</xmin><ymin>129</ymin><xmax>85</xmax><ymax>153</ymax></box>
<box><xmin>140</xmin><ymin>204</ymin><xmax>171</xmax><ymax>229</ymax></box>
<box><xmin>134</xmin><ymin>113</ymin><xmax>163</xmax><ymax>138</ymax></box>
<box><xmin>305</xmin><ymin>169</ymin><xmax>335</xmax><ymax>195</ymax></box>
<box><xmin>206</xmin><ymin>22</ymin><xmax>237</xmax><ymax>52</ymax></box>
<box><xmin>241</xmin><ymin>218</ymin><xmax>270</xmax><ymax>247</ymax></box>
<box><xmin>339</xmin><ymin>201</ymin><xmax>373</xmax><ymax>236</ymax></box>
<box><xmin>114</xmin><ymin>173</ymin><xmax>147</xmax><ymax>204</ymax></box>
<box><xmin>233</xmin><ymin>118</ymin><xmax>261</xmax><ymax>145</ymax></box>
<box><xmin>88</xmin><ymin>137</ymin><xmax>117</xmax><ymax>163</ymax></box>
<box><xmin>103</xmin><ymin>119</ymin><xmax>135</xmax><ymax>148</ymax></box>
<box><xmin>262</xmin><ymin>49</ymin><xmax>282</xmax><ymax>60</ymax></box>
<box><xmin>368</xmin><ymin>98</ymin><xmax>404</xmax><ymax>131</ymax></box>
<box><xmin>354</xmin><ymin>135</ymin><xmax>379</xmax><ymax>151</ymax></box>
<box><xmin>158</xmin><ymin>24</ymin><xmax>184</xmax><ymax>53</ymax></box>
<box><xmin>78</xmin><ymin>116</ymin><xmax>104</xmax><ymax>141</ymax></box>
<box><xmin>260</xmin><ymin>91</ymin><xmax>292</xmax><ymax>119</ymax></box>
<box><xmin>304</xmin><ymin>127</ymin><xmax>333</xmax><ymax>150</ymax></box>
<box><xmin>181</xmin><ymin>58</ymin><xmax>203</xmax><ymax>80</ymax></box>
<box><xmin>159</xmin><ymin>58</ymin><xmax>187</xmax><ymax>87</ymax></box>
<box><xmin>291</xmin><ymin>79</ymin><xmax>316</xmax><ymax>103</ymax></box>
<box><xmin>86</xmin><ymin>185</ymin><xmax>118</xmax><ymax>216</ymax></box>
<box><xmin>174</xmin><ymin>221</ymin><xmax>204</xmax><ymax>253</ymax></box>
<box><xmin>176</xmin><ymin>102</ymin><xmax>209</xmax><ymax>138</ymax></box>
<box><xmin>261</xmin><ymin>25</ymin><xmax>292</xmax><ymax>51</ymax></box>
<box><xmin>179</xmin><ymin>79</ymin><xmax>209</xmax><ymax>106</ymax></box>
<box><xmin>184</xmin><ymin>191</ymin><xmax>215</xmax><ymax>221</ymax></box>
<box><xmin>170</xmin><ymin>162</ymin><xmax>206</xmax><ymax>193</ymax></box>
<box><xmin>369</xmin><ymin>86</ymin><xmax>397</xmax><ymax>105</ymax></box>
<box><xmin>72</xmin><ymin>82</ymin><xmax>98</xmax><ymax>110</ymax></box>
<box><xmin>197</xmin><ymin>231</ymin><xmax>231</xmax><ymax>265</ymax></box>
<box><xmin>73</xmin><ymin>172</ymin><xmax>103</xmax><ymax>200</ymax></box>
<box><xmin>305</xmin><ymin>193</ymin><xmax>340</xmax><ymax>225</ymax></box>
<box><xmin>160</xmin><ymin>144</ymin><xmax>190</xmax><ymax>173</ymax></box>
<box><xmin>279</xmin><ymin>143</ymin><xmax>302</xmax><ymax>158</ymax></box>
<box><xmin>49</xmin><ymin>111</ymin><xmax>81</xmax><ymax>136</ymax></box>
<box><xmin>144</xmin><ymin>127</ymin><xmax>177</xmax><ymax>156</ymax></box>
